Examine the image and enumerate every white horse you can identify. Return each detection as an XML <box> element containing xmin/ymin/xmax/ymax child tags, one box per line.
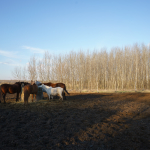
<box><xmin>39</xmin><ymin>84</ymin><xmax>64</xmax><ymax>100</ymax></box>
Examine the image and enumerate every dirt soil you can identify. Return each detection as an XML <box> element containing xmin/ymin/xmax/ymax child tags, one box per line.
<box><xmin>0</xmin><ymin>92</ymin><xmax>150</xmax><ymax>150</ymax></box>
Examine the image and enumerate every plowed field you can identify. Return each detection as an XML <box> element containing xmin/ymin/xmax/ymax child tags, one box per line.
<box><xmin>0</xmin><ymin>92</ymin><xmax>150</xmax><ymax>150</ymax></box>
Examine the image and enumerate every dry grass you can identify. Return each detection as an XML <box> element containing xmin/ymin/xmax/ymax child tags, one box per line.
<box><xmin>0</xmin><ymin>92</ymin><xmax>150</xmax><ymax>150</ymax></box>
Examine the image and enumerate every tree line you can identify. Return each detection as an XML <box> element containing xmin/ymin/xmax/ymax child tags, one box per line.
<box><xmin>12</xmin><ymin>44</ymin><xmax>150</xmax><ymax>91</ymax></box>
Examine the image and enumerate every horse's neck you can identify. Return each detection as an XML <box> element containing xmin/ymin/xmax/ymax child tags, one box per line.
<box><xmin>46</xmin><ymin>85</ymin><xmax>51</xmax><ymax>89</ymax></box>
<box><xmin>42</xmin><ymin>85</ymin><xmax>49</xmax><ymax>90</ymax></box>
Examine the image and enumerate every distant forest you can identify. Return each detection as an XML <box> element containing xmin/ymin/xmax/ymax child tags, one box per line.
<box><xmin>12</xmin><ymin>44</ymin><xmax>150</xmax><ymax>91</ymax></box>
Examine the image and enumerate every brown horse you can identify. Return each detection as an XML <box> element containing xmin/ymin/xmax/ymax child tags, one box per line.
<box><xmin>24</xmin><ymin>82</ymin><xmax>38</xmax><ymax>105</ymax></box>
<box><xmin>42</xmin><ymin>82</ymin><xmax>70</xmax><ymax>100</ymax></box>
<box><xmin>0</xmin><ymin>82</ymin><xmax>27</xmax><ymax>103</ymax></box>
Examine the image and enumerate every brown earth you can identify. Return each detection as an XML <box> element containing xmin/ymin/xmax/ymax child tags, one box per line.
<box><xmin>0</xmin><ymin>92</ymin><xmax>150</xmax><ymax>150</ymax></box>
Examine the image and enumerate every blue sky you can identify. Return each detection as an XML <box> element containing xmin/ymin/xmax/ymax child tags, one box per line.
<box><xmin>0</xmin><ymin>0</ymin><xmax>150</xmax><ymax>80</ymax></box>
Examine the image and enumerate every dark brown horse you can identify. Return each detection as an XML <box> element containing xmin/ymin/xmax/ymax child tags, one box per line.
<box><xmin>24</xmin><ymin>82</ymin><xmax>38</xmax><ymax>105</ymax></box>
<box><xmin>42</xmin><ymin>82</ymin><xmax>70</xmax><ymax>100</ymax></box>
<box><xmin>0</xmin><ymin>82</ymin><xmax>27</xmax><ymax>103</ymax></box>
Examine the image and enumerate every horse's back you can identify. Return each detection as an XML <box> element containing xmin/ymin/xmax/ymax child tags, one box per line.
<box><xmin>50</xmin><ymin>87</ymin><xmax>58</xmax><ymax>95</ymax></box>
<box><xmin>24</xmin><ymin>84</ymin><xmax>31</xmax><ymax>93</ymax></box>
<box><xmin>1</xmin><ymin>84</ymin><xmax>10</xmax><ymax>93</ymax></box>
<box><xmin>32</xmin><ymin>84</ymin><xmax>38</xmax><ymax>94</ymax></box>
<box><xmin>56</xmin><ymin>87</ymin><xmax>63</xmax><ymax>95</ymax></box>
<box><xmin>42</xmin><ymin>82</ymin><xmax>53</xmax><ymax>87</ymax></box>
<box><xmin>56</xmin><ymin>87</ymin><xmax>63</xmax><ymax>91</ymax></box>
<box><xmin>1</xmin><ymin>84</ymin><xmax>9</xmax><ymax>89</ymax></box>
<box><xmin>24</xmin><ymin>84</ymin><xmax>38</xmax><ymax>94</ymax></box>
<box><xmin>56</xmin><ymin>83</ymin><xmax>65</xmax><ymax>88</ymax></box>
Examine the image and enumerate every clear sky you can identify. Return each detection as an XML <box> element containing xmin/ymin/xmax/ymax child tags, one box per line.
<box><xmin>0</xmin><ymin>0</ymin><xmax>150</xmax><ymax>80</ymax></box>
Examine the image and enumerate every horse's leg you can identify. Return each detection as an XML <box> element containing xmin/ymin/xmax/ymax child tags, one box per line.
<box><xmin>24</xmin><ymin>92</ymin><xmax>27</xmax><ymax>105</ymax></box>
<box><xmin>47</xmin><ymin>95</ymin><xmax>49</xmax><ymax>101</ymax></box>
<box><xmin>62</xmin><ymin>94</ymin><xmax>63</xmax><ymax>101</ymax></box>
<box><xmin>58</xmin><ymin>93</ymin><xmax>62</xmax><ymax>101</ymax></box>
<box><xmin>27</xmin><ymin>94</ymin><xmax>29</xmax><ymax>104</ymax></box>
<box><xmin>32</xmin><ymin>94</ymin><xmax>34</xmax><ymax>102</ymax></box>
<box><xmin>25</xmin><ymin>96</ymin><xmax>29</xmax><ymax>105</ymax></box>
<box><xmin>20</xmin><ymin>92</ymin><xmax>22</xmax><ymax>101</ymax></box>
<box><xmin>47</xmin><ymin>94</ymin><xmax>49</xmax><ymax>100</ymax></box>
<box><xmin>0</xmin><ymin>93</ymin><xmax>1</xmax><ymax>103</ymax></box>
<box><xmin>26</xmin><ymin>95</ymin><xmax>29</xmax><ymax>105</ymax></box>
<box><xmin>59</xmin><ymin>95</ymin><xmax>61</xmax><ymax>100</ymax></box>
<box><xmin>60</xmin><ymin>93</ymin><xmax>63</xmax><ymax>101</ymax></box>
<box><xmin>24</xmin><ymin>91</ymin><xmax>29</xmax><ymax>105</ymax></box>
<box><xmin>0</xmin><ymin>87</ymin><xmax>1</xmax><ymax>103</ymax></box>
<box><xmin>26</xmin><ymin>94</ymin><xmax>30</xmax><ymax>105</ymax></box>
<box><xmin>63</xmin><ymin>92</ymin><xmax>66</xmax><ymax>100</ymax></box>
<box><xmin>3</xmin><ymin>94</ymin><xmax>6</xmax><ymax>103</ymax></box>
<box><xmin>16</xmin><ymin>92</ymin><xmax>19</xmax><ymax>102</ymax></box>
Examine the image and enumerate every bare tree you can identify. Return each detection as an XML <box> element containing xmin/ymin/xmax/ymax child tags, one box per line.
<box><xmin>21</xmin><ymin>43</ymin><xmax>150</xmax><ymax>91</ymax></box>
<box><xmin>28</xmin><ymin>55</ymin><xmax>37</xmax><ymax>81</ymax></box>
<box><xmin>22</xmin><ymin>66</ymin><xmax>28</xmax><ymax>80</ymax></box>
<box><xmin>37</xmin><ymin>60</ymin><xmax>44</xmax><ymax>82</ymax></box>
<box><xmin>12</xmin><ymin>66</ymin><xmax>22</xmax><ymax>80</ymax></box>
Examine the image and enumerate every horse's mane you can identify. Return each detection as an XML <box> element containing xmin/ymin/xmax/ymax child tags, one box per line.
<box><xmin>15</xmin><ymin>82</ymin><xmax>21</xmax><ymax>84</ymax></box>
<box><xmin>24</xmin><ymin>82</ymin><xmax>30</xmax><ymax>85</ymax></box>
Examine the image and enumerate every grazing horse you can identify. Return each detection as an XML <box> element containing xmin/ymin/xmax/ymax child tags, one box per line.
<box><xmin>0</xmin><ymin>82</ymin><xmax>26</xmax><ymax>103</ymax></box>
<box><xmin>39</xmin><ymin>84</ymin><xmax>64</xmax><ymax>101</ymax></box>
<box><xmin>42</xmin><ymin>82</ymin><xmax>70</xmax><ymax>100</ymax></box>
<box><xmin>24</xmin><ymin>82</ymin><xmax>38</xmax><ymax>104</ymax></box>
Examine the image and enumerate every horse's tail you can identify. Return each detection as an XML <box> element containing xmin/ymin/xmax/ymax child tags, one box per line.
<box><xmin>24</xmin><ymin>86</ymin><xmax>29</xmax><ymax>105</ymax></box>
<box><xmin>64</xmin><ymin>85</ymin><xmax>70</xmax><ymax>95</ymax></box>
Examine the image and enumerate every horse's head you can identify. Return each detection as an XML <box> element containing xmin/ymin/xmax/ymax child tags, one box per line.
<box><xmin>31</xmin><ymin>80</ymin><xmax>36</xmax><ymax>85</ymax></box>
<box><xmin>15</xmin><ymin>82</ymin><xmax>29</xmax><ymax>87</ymax></box>
<box><xmin>21</xmin><ymin>83</ymin><xmax>24</xmax><ymax>88</ymax></box>
<box><xmin>23</xmin><ymin>82</ymin><xmax>29</xmax><ymax>86</ymax></box>
<box><xmin>15</xmin><ymin>82</ymin><xmax>21</xmax><ymax>85</ymax></box>
<box><xmin>35</xmin><ymin>80</ymin><xmax>42</xmax><ymax>86</ymax></box>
